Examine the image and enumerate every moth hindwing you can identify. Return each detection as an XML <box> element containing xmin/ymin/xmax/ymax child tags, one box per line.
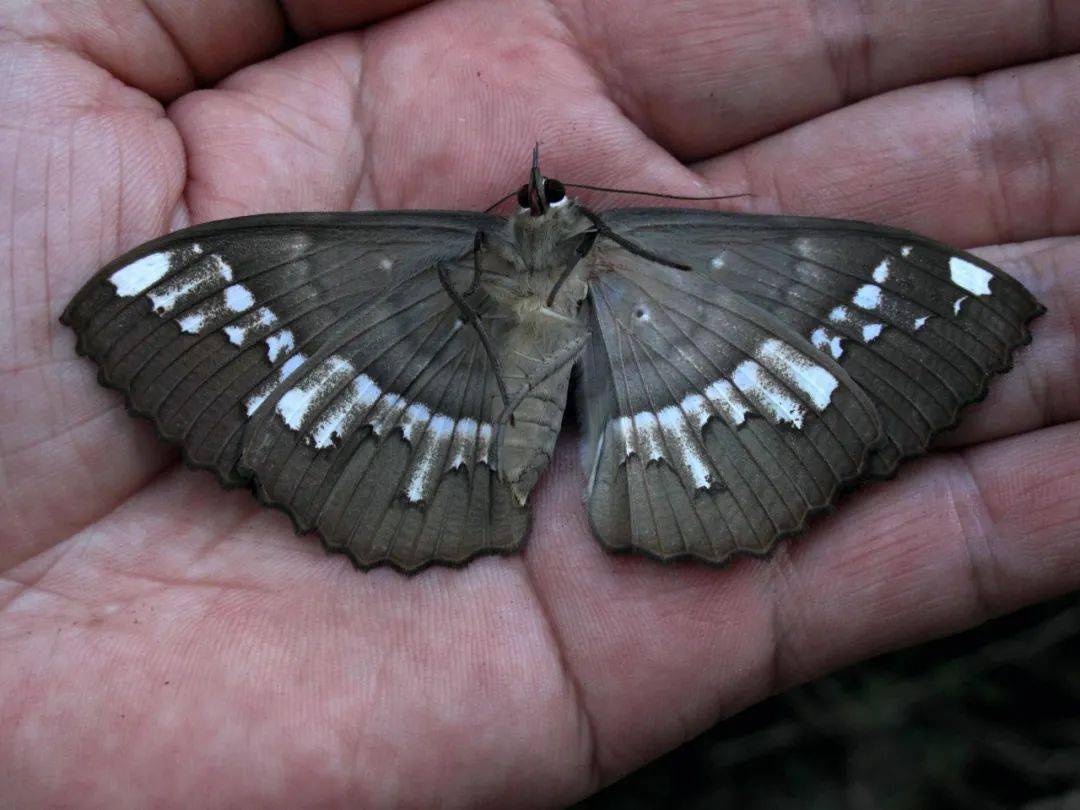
<box><xmin>62</xmin><ymin>167</ymin><xmax>1043</xmax><ymax>571</ymax></box>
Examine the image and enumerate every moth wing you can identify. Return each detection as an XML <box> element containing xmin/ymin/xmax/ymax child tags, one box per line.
<box><xmin>600</xmin><ymin>209</ymin><xmax>1044</xmax><ymax>476</ymax></box>
<box><xmin>579</xmin><ymin>247</ymin><xmax>883</xmax><ymax>562</ymax></box>
<box><xmin>62</xmin><ymin>212</ymin><xmax>529</xmax><ymax>571</ymax></box>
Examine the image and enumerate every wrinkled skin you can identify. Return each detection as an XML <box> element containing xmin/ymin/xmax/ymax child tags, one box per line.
<box><xmin>2</xmin><ymin>1</ymin><xmax>1079</xmax><ymax>806</ymax></box>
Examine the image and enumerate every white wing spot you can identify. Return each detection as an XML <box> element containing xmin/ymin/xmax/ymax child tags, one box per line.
<box><xmin>657</xmin><ymin>406</ymin><xmax>712</xmax><ymax>489</ymax></box>
<box><xmin>679</xmin><ymin>393</ymin><xmax>712</xmax><ymax>431</ymax></box>
<box><xmin>953</xmin><ymin>295</ymin><xmax>968</xmax><ymax>315</ymax></box>
<box><xmin>872</xmin><ymin>258</ymin><xmax>891</xmax><ymax>284</ymax></box>
<box><xmin>709</xmin><ymin>255</ymin><xmax>725</xmax><ymax>270</ymax></box>
<box><xmin>949</xmin><ymin>257</ymin><xmax>993</xmax><ymax>296</ymax></box>
<box><xmin>404</xmin><ymin>415</ymin><xmax>457</xmax><ymax>503</ymax></box>
<box><xmin>757</xmin><ymin>339</ymin><xmax>838</xmax><ymax>411</ymax></box>
<box><xmin>811</xmin><ymin>326</ymin><xmax>844</xmax><ymax>359</ymax></box>
<box><xmin>631</xmin><ymin>412</ymin><xmax>664</xmax><ymax>462</ymax></box>
<box><xmin>175</xmin><ymin>283</ymin><xmax>255</xmax><ymax>335</ymax></box>
<box><xmin>732</xmin><ymin>360</ymin><xmax>805</xmax><ymax>428</ymax></box>
<box><xmin>617</xmin><ymin>416</ymin><xmax>634</xmax><ymax>458</ymax></box>
<box><xmin>476</xmin><ymin>423</ymin><xmax>494</xmax><ymax>467</ymax></box>
<box><xmin>914</xmin><ymin>315</ymin><xmax>930</xmax><ymax>330</ymax></box>
<box><xmin>379</xmin><ymin>257</ymin><xmax>394</xmax><ymax>271</ymax></box>
<box><xmin>832</xmin><ymin>305</ymin><xmax>887</xmax><ymax>343</ymax></box>
<box><xmin>275</xmin><ymin>355</ymin><xmax>355</xmax><ymax>431</ymax></box>
<box><xmin>400</xmin><ymin>402</ymin><xmax>431</xmax><ymax>444</ymax></box>
<box><xmin>853</xmin><ymin>284</ymin><xmax>883</xmax><ymax>310</ymax></box>
<box><xmin>308</xmin><ymin>373</ymin><xmax>384</xmax><ymax>449</ymax></box>
<box><xmin>176</xmin><ymin>314</ymin><xmax>204</xmax><ymax>335</ymax></box>
<box><xmin>244</xmin><ymin>352</ymin><xmax>308</xmax><ymax>416</ymax></box>
<box><xmin>428</xmin><ymin>414</ymin><xmax>455</xmax><ymax>440</ymax></box>
<box><xmin>223</xmin><ymin>283</ymin><xmax>255</xmax><ymax>313</ymax></box>
<box><xmin>279</xmin><ymin>353</ymin><xmax>306</xmax><ymax>377</ymax></box>
<box><xmin>610</xmin><ymin>340</ymin><xmax>840</xmax><ymax>474</ymax></box>
<box><xmin>448</xmin><ymin>418</ymin><xmax>479</xmax><ymax>470</ymax></box>
<box><xmin>901</xmin><ymin>245</ymin><xmax>913</xmax><ymax>258</ymax></box>
<box><xmin>109</xmin><ymin>250</ymin><xmax>179</xmax><ymax>297</ymax></box>
<box><xmin>703</xmin><ymin>379</ymin><xmax>750</xmax><ymax>427</ymax></box>
<box><xmin>224</xmin><ymin>307</ymin><xmax>277</xmax><ymax>346</ymax></box>
<box><xmin>265</xmin><ymin>330</ymin><xmax>295</xmax><ymax>363</ymax></box>
<box><xmin>146</xmin><ymin>254</ymin><xmax>233</xmax><ymax>315</ymax></box>
<box><xmin>351</xmin><ymin>374</ymin><xmax>383</xmax><ymax>409</ymax></box>
<box><xmin>368</xmin><ymin>392</ymin><xmax>406</xmax><ymax>437</ymax></box>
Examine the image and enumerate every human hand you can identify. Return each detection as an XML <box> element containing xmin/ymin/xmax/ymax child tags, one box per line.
<box><xmin>2</xmin><ymin>1</ymin><xmax>1078</xmax><ymax>806</ymax></box>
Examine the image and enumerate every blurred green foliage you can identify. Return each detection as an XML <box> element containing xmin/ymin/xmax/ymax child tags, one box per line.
<box><xmin>581</xmin><ymin>592</ymin><xmax>1080</xmax><ymax>809</ymax></box>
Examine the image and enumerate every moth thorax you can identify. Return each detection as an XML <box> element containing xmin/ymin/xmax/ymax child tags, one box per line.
<box><xmin>545</xmin><ymin>272</ymin><xmax>589</xmax><ymax>316</ymax></box>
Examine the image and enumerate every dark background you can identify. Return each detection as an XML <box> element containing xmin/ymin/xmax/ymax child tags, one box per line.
<box><xmin>582</xmin><ymin>591</ymin><xmax>1080</xmax><ymax>808</ymax></box>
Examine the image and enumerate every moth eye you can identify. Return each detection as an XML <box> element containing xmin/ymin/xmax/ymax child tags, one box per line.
<box><xmin>516</xmin><ymin>185</ymin><xmax>530</xmax><ymax>208</ymax></box>
<box><xmin>544</xmin><ymin>179</ymin><xmax>565</xmax><ymax>203</ymax></box>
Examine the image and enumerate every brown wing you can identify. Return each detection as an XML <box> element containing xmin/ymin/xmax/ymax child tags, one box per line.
<box><xmin>579</xmin><ymin>243</ymin><xmax>884</xmax><ymax>562</ymax></box>
<box><xmin>62</xmin><ymin>213</ymin><xmax>531</xmax><ymax>572</ymax></box>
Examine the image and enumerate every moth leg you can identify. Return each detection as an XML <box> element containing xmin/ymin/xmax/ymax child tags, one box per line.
<box><xmin>466</xmin><ymin>231</ymin><xmax>486</xmax><ymax>296</ymax></box>
<box><xmin>496</xmin><ymin>331</ymin><xmax>590</xmax><ymax>426</ymax></box>
<box><xmin>494</xmin><ymin>331</ymin><xmax>589</xmax><ymax>459</ymax></box>
<box><xmin>578</xmin><ymin>205</ymin><xmax>691</xmax><ymax>272</ymax></box>
<box><xmin>546</xmin><ymin>230</ymin><xmax>599</xmax><ymax>307</ymax></box>
<box><xmin>435</xmin><ymin>259</ymin><xmax>515</xmax><ymax>425</ymax></box>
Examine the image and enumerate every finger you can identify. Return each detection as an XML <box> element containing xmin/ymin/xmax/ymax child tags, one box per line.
<box><xmin>166</xmin><ymin>23</ymin><xmax>624</xmax><ymax>219</ymax></box>
<box><xmin>753</xmin><ymin>421</ymin><xmax>1080</xmax><ymax>694</ymax></box>
<box><xmin>280</xmin><ymin>0</ymin><xmax>435</xmax><ymax>38</ymax></box>
<box><xmin>0</xmin><ymin>40</ymin><xmax>187</xmax><ymax>567</ymax></box>
<box><xmin>166</xmin><ymin>9</ymin><xmax>1080</xmax><ymax>246</ymax></box>
<box><xmin>0</xmin><ymin>0</ymin><xmax>287</xmax><ymax>101</ymax></box>
<box><xmin>525</xmin><ymin>421</ymin><xmax>1080</xmax><ymax>783</ymax></box>
<box><xmin>550</xmin><ymin>0</ymin><xmax>1080</xmax><ymax>159</ymax></box>
<box><xmin>167</xmin><ymin>34</ymin><xmax>370</xmax><ymax>220</ymax></box>
<box><xmin>699</xmin><ymin>54</ymin><xmax>1080</xmax><ymax>247</ymax></box>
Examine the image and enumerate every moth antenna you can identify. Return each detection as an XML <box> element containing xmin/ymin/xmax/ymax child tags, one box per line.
<box><xmin>562</xmin><ymin>182</ymin><xmax>751</xmax><ymax>203</ymax></box>
<box><xmin>529</xmin><ymin>143</ymin><xmax>546</xmax><ymax>215</ymax></box>
<box><xmin>483</xmin><ymin>190</ymin><xmax>518</xmax><ymax>213</ymax></box>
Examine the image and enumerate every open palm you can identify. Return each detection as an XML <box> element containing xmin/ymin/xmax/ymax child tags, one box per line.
<box><xmin>2</xmin><ymin>1</ymin><xmax>1079</xmax><ymax>806</ymax></box>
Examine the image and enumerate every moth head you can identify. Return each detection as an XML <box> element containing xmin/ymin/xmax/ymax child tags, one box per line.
<box><xmin>516</xmin><ymin>176</ymin><xmax>569</xmax><ymax>217</ymax></box>
<box><xmin>517</xmin><ymin>143</ymin><xmax>571</xmax><ymax>217</ymax></box>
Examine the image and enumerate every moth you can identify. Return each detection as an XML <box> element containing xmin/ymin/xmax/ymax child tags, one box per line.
<box><xmin>62</xmin><ymin>148</ymin><xmax>1043</xmax><ymax>572</ymax></box>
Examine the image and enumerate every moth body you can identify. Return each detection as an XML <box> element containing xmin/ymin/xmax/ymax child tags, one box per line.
<box><xmin>475</xmin><ymin>201</ymin><xmax>595</xmax><ymax>505</ymax></box>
